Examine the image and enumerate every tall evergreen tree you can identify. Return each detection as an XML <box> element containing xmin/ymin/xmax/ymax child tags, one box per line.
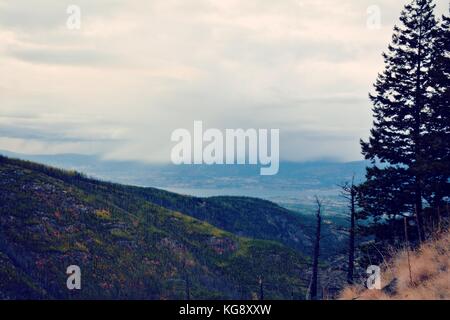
<box><xmin>360</xmin><ymin>0</ymin><xmax>441</xmax><ymax>242</ymax></box>
<box><xmin>423</xmin><ymin>14</ymin><xmax>450</xmax><ymax>210</ymax></box>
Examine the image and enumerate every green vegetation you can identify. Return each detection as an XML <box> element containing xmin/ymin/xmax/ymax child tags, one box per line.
<box><xmin>0</xmin><ymin>155</ymin><xmax>310</xmax><ymax>299</ymax></box>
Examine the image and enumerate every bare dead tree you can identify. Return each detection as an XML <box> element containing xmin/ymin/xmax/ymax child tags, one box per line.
<box><xmin>181</xmin><ymin>249</ymin><xmax>191</xmax><ymax>300</ymax></box>
<box><xmin>185</xmin><ymin>273</ymin><xmax>191</xmax><ymax>300</ymax></box>
<box><xmin>436</xmin><ymin>206</ymin><xmax>442</xmax><ymax>234</ymax></box>
<box><xmin>258</xmin><ymin>275</ymin><xmax>264</xmax><ymax>301</ymax></box>
<box><xmin>403</xmin><ymin>217</ymin><xmax>414</xmax><ymax>286</ymax></box>
<box><xmin>340</xmin><ymin>175</ymin><xmax>358</xmax><ymax>285</ymax></box>
<box><xmin>414</xmin><ymin>205</ymin><xmax>423</xmax><ymax>245</ymax></box>
<box><xmin>309</xmin><ymin>196</ymin><xmax>322</xmax><ymax>300</ymax></box>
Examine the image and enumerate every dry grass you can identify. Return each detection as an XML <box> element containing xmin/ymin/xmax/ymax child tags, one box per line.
<box><xmin>339</xmin><ymin>230</ymin><xmax>450</xmax><ymax>300</ymax></box>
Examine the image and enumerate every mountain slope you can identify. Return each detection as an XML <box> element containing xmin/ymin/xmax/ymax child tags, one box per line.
<box><xmin>339</xmin><ymin>230</ymin><xmax>450</xmax><ymax>300</ymax></box>
<box><xmin>0</xmin><ymin>156</ymin><xmax>309</xmax><ymax>299</ymax></box>
<box><xmin>0</xmin><ymin>152</ymin><xmax>352</xmax><ymax>258</ymax></box>
<box><xmin>0</xmin><ymin>150</ymin><xmax>368</xmax><ymax>218</ymax></box>
<box><xmin>102</xmin><ymin>186</ymin><xmax>316</xmax><ymax>253</ymax></box>
<box><xmin>0</xmin><ymin>150</ymin><xmax>368</xmax><ymax>190</ymax></box>
<box><xmin>0</xmin><ymin>152</ymin><xmax>346</xmax><ymax>256</ymax></box>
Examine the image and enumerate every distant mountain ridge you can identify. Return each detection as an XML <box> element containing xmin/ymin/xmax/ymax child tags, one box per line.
<box><xmin>0</xmin><ymin>151</ymin><xmax>369</xmax><ymax>217</ymax></box>
<box><xmin>0</xmin><ymin>151</ymin><xmax>368</xmax><ymax>189</ymax></box>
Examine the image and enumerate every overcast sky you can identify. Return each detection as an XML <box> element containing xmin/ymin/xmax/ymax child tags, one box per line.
<box><xmin>0</xmin><ymin>0</ymin><xmax>448</xmax><ymax>163</ymax></box>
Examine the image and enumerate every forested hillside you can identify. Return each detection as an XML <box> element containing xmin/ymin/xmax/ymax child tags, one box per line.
<box><xmin>0</xmin><ymin>156</ymin><xmax>310</xmax><ymax>299</ymax></box>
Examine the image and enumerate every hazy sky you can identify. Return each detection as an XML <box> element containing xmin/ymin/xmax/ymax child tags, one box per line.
<box><xmin>0</xmin><ymin>0</ymin><xmax>448</xmax><ymax>162</ymax></box>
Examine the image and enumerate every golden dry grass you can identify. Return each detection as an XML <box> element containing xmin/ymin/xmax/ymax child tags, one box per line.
<box><xmin>339</xmin><ymin>230</ymin><xmax>450</xmax><ymax>300</ymax></box>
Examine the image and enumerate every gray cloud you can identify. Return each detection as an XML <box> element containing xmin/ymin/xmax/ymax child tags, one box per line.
<box><xmin>0</xmin><ymin>0</ymin><xmax>447</xmax><ymax>162</ymax></box>
<box><xmin>0</xmin><ymin>0</ymin><xmax>124</xmax><ymax>31</ymax></box>
<box><xmin>8</xmin><ymin>47</ymin><xmax>116</xmax><ymax>66</ymax></box>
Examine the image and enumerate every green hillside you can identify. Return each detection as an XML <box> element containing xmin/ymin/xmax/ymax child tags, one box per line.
<box><xmin>0</xmin><ymin>151</ymin><xmax>349</xmax><ymax>258</ymax></box>
<box><xmin>92</xmin><ymin>185</ymin><xmax>316</xmax><ymax>253</ymax></box>
<box><xmin>0</xmin><ymin>156</ymin><xmax>310</xmax><ymax>299</ymax></box>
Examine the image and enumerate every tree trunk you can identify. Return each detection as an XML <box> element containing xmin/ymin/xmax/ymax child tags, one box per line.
<box><xmin>347</xmin><ymin>187</ymin><xmax>356</xmax><ymax>285</ymax></box>
<box><xmin>310</xmin><ymin>198</ymin><xmax>322</xmax><ymax>300</ymax></box>
<box><xmin>258</xmin><ymin>276</ymin><xmax>264</xmax><ymax>301</ymax></box>
<box><xmin>415</xmin><ymin>199</ymin><xmax>424</xmax><ymax>244</ymax></box>
<box><xmin>413</xmin><ymin>6</ymin><xmax>425</xmax><ymax>243</ymax></box>
<box><xmin>185</xmin><ymin>273</ymin><xmax>190</xmax><ymax>300</ymax></box>
<box><xmin>404</xmin><ymin>217</ymin><xmax>414</xmax><ymax>286</ymax></box>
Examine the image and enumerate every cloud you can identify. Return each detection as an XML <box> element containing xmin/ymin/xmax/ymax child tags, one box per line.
<box><xmin>0</xmin><ymin>0</ymin><xmax>124</xmax><ymax>31</ymax></box>
<box><xmin>0</xmin><ymin>137</ymin><xmax>110</xmax><ymax>155</ymax></box>
<box><xmin>0</xmin><ymin>0</ymin><xmax>447</xmax><ymax>162</ymax></box>
<box><xmin>7</xmin><ymin>47</ymin><xmax>116</xmax><ymax>66</ymax></box>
